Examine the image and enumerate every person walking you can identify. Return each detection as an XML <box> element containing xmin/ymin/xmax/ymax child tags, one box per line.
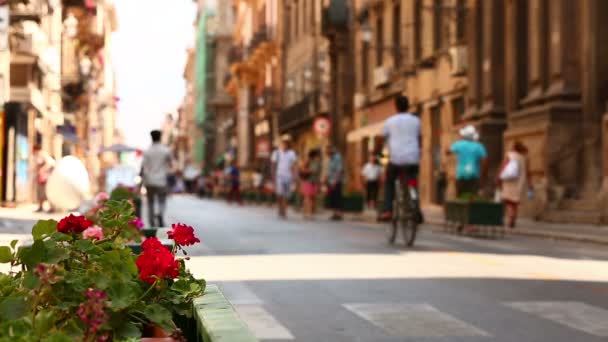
<box><xmin>271</xmin><ymin>135</ymin><xmax>298</xmax><ymax>218</ymax></box>
<box><xmin>449</xmin><ymin>125</ymin><xmax>488</xmax><ymax>198</ymax></box>
<box><xmin>325</xmin><ymin>145</ymin><xmax>344</xmax><ymax>221</ymax></box>
<box><xmin>380</xmin><ymin>95</ymin><xmax>421</xmax><ymax>221</ymax></box>
<box><xmin>299</xmin><ymin>149</ymin><xmax>322</xmax><ymax>219</ymax></box>
<box><xmin>226</xmin><ymin>160</ymin><xmax>243</xmax><ymax>205</ymax></box>
<box><xmin>33</xmin><ymin>145</ymin><xmax>55</xmax><ymax>213</ymax></box>
<box><xmin>498</xmin><ymin>141</ymin><xmax>531</xmax><ymax>228</ymax></box>
<box><xmin>141</xmin><ymin>130</ymin><xmax>172</xmax><ymax>227</ymax></box>
<box><xmin>361</xmin><ymin>153</ymin><xmax>383</xmax><ymax>210</ymax></box>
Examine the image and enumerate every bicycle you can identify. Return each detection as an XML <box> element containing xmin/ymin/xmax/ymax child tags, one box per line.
<box><xmin>387</xmin><ymin>171</ymin><xmax>420</xmax><ymax>247</ymax></box>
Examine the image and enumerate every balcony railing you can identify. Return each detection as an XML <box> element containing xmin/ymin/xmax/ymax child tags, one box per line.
<box><xmin>279</xmin><ymin>92</ymin><xmax>319</xmax><ymax>131</ymax></box>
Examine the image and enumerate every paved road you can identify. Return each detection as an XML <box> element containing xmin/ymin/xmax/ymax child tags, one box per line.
<box><xmin>166</xmin><ymin>195</ymin><xmax>608</xmax><ymax>342</ymax></box>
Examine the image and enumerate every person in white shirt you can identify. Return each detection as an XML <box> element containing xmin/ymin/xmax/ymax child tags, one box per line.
<box><xmin>271</xmin><ymin>135</ymin><xmax>298</xmax><ymax>218</ymax></box>
<box><xmin>142</xmin><ymin>130</ymin><xmax>172</xmax><ymax>227</ymax></box>
<box><xmin>361</xmin><ymin>153</ymin><xmax>383</xmax><ymax>209</ymax></box>
<box><xmin>380</xmin><ymin>95</ymin><xmax>421</xmax><ymax>220</ymax></box>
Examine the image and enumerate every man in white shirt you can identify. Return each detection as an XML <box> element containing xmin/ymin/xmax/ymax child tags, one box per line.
<box><xmin>380</xmin><ymin>95</ymin><xmax>421</xmax><ymax>220</ymax></box>
<box><xmin>142</xmin><ymin>130</ymin><xmax>172</xmax><ymax>227</ymax></box>
<box><xmin>271</xmin><ymin>135</ymin><xmax>298</xmax><ymax>218</ymax></box>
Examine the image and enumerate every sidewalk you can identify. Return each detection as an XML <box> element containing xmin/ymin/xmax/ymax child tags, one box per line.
<box><xmin>0</xmin><ymin>204</ymin><xmax>67</xmax><ymax>234</ymax></box>
<box><xmin>349</xmin><ymin>205</ymin><xmax>608</xmax><ymax>246</ymax></box>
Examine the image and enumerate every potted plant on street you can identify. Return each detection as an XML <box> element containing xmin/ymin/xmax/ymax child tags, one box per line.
<box><xmin>444</xmin><ymin>193</ymin><xmax>505</xmax><ymax>236</ymax></box>
<box><xmin>0</xmin><ymin>200</ymin><xmax>205</xmax><ymax>341</ymax></box>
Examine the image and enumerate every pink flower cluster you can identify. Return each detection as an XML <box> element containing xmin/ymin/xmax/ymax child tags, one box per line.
<box><xmin>83</xmin><ymin>226</ymin><xmax>104</xmax><ymax>240</ymax></box>
<box><xmin>129</xmin><ymin>217</ymin><xmax>144</xmax><ymax>229</ymax></box>
<box><xmin>77</xmin><ymin>288</ymin><xmax>109</xmax><ymax>338</ymax></box>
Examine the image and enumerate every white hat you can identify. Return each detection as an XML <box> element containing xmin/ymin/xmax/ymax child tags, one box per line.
<box><xmin>459</xmin><ymin>125</ymin><xmax>478</xmax><ymax>140</ymax></box>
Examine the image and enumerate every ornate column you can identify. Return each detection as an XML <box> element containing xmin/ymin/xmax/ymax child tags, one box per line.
<box><xmin>521</xmin><ymin>0</ymin><xmax>547</xmax><ymax>106</ymax></box>
<box><xmin>479</xmin><ymin>0</ymin><xmax>505</xmax><ymax>117</ymax></box>
<box><xmin>465</xmin><ymin>0</ymin><xmax>482</xmax><ymax>116</ymax></box>
<box><xmin>545</xmin><ymin>0</ymin><xmax>581</xmax><ymax>101</ymax></box>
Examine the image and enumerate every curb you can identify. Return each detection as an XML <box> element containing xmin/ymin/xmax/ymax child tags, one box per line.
<box><xmin>347</xmin><ymin>214</ymin><xmax>608</xmax><ymax>246</ymax></box>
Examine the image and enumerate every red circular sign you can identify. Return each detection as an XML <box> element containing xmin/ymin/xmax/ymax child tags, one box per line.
<box><xmin>314</xmin><ymin>117</ymin><xmax>331</xmax><ymax>136</ymax></box>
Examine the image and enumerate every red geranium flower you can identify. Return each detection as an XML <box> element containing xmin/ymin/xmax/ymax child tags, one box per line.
<box><xmin>135</xmin><ymin>243</ymin><xmax>179</xmax><ymax>284</ymax></box>
<box><xmin>141</xmin><ymin>237</ymin><xmax>164</xmax><ymax>252</ymax></box>
<box><xmin>167</xmin><ymin>223</ymin><xmax>200</xmax><ymax>247</ymax></box>
<box><xmin>57</xmin><ymin>214</ymin><xmax>93</xmax><ymax>234</ymax></box>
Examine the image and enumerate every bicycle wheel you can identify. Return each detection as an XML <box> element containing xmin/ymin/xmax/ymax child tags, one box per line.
<box><xmin>387</xmin><ymin>182</ymin><xmax>402</xmax><ymax>244</ymax></box>
<box><xmin>400</xmin><ymin>186</ymin><xmax>418</xmax><ymax>247</ymax></box>
<box><xmin>401</xmin><ymin>216</ymin><xmax>418</xmax><ymax>247</ymax></box>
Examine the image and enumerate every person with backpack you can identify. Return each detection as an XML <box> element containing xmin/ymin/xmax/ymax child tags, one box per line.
<box><xmin>498</xmin><ymin>141</ymin><xmax>531</xmax><ymax>228</ymax></box>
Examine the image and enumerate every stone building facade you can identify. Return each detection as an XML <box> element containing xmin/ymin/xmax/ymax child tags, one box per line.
<box><xmin>344</xmin><ymin>0</ymin><xmax>608</xmax><ymax>223</ymax></box>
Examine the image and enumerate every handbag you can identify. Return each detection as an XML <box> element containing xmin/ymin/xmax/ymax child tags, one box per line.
<box><xmin>499</xmin><ymin>157</ymin><xmax>520</xmax><ymax>181</ymax></box>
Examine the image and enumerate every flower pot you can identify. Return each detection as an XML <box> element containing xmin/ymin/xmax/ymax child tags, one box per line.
<box><xmin>141</xmin><ymin>325</ymin><xmax>178</xmax><ymax>341</ymax></box>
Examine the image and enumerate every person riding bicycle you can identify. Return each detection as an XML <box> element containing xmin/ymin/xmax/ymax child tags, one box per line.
<box><xmin>379</xmin><ymin>95</ymin><xmax>422</xmax><ymax>222</ymax></box>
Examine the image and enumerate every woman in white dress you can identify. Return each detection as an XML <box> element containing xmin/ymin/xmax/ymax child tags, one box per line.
<box><xmin>498</xmin><ymin>141</ymin><xmax>531</xmax><ymax>228</ymax></box>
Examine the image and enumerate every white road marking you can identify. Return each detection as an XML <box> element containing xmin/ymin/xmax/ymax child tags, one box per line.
<box><xmin>343</xmin><ymin>303</ymin><xmax>491</xmax><ymax>338</ymax></box>
<box><xmin>505</xmin><ymin>301</ymin><xmax>608</xmax><ymax>337</ymax></box>
<box><xmin>219</xmin><ymin>282</ymin><xmax>263</xmax><ymax>305</ymax></box>
<box><xmin>233</xmin><ymin>304</ymin><xmax>295</xmax><ymax>340</ymax></box>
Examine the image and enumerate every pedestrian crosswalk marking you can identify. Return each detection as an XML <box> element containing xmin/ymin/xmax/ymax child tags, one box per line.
<box><xmin>233</xmin><ymin>304</ymin><xmax>295</xmax><ymax>340</ymax></box>
<box><xmin>220</xmin><ymin>282</ymin><xmax>263</xmax><ymax>305</ymax></box>
<box><xmin>505</xmin><ymin>301</ymin><xmax>608</xmax><ymax>337</ymax></box>
<box><xmin>343</xmin><ymin>303</ymin><xmax>491</xmax><ymax>338</ymax></box>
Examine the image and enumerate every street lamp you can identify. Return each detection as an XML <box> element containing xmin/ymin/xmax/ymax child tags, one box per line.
<box><xmin>63</xmin><ymin>13</ymin><xmax>78</xmax><ymax>39</ymax></box>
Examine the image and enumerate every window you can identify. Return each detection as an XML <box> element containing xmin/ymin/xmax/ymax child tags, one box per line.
<box><xmin>434</xmin><ymin>0</ymin><xmax>444</xmax><ymax>50</ymax></box>
<box><xmin>362</xmin><ymin>41</ymin><xmax>370</xmax><ymax>89</ymax></box>
<box><xmin>451</xmin><ymin>96</ymin><xmax>466</xmax><ymax>124</ymax></box>
<box><xmin>414</xmin><ymin>0</ymin><xmax>422</xmax><ymax>60</ymax></box>
<box><xmin>456</xmin><ymin>0</ymin><xmax>466</xmax><ymax>43</ymax></box>
<box><xmin>295</xmin><ymin>0</ymin><xmax>299</xmax><ymax>38</ymax></box>
<box><xmin>10</xmin><ymin>64</ymin><xmax>29</xmax><ymax>87</ymax></box>
<box><xmin>375</xmin><ymin>11</ymin><xmax>384</xmax><ymax>66</ymax></box>
<box><xmin>392</xmin><ymin>3</ymin><xmax>401</xmax><ymax>67</ymax></box>
<box><xmin>303</xmin><ymin>0</ymin><xmax>307</xmax><ymax>33</ymax></box>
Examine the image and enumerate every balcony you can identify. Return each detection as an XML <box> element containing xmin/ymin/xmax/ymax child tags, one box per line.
<box><xmin>10</xmin><ymin>85</ymin><xmax>44</xmax><ymax>112</ymax></box>
<box><xmin>279</xmin><ymin>92</ymin><xmax>319</xmax><ymax>131</ymax></box>
<box><xmin>9</xmin><ymin>0</ymin><xmax>45</xmax><ymax>23</ymax></box>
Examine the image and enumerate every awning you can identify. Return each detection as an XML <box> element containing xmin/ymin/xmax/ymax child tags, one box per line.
<box><xmin>346</xmin><ymin>121</ymin><xmax>385</xmax><ymax>143</ymax></box>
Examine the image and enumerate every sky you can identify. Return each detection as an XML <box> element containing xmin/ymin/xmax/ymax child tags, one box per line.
<box><xmin>111</xmin><ymin>0</ymin><xmax>197</xmax><ymax>148</ymax></box>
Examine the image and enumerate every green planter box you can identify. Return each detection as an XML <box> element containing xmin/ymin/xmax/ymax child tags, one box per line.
<box><xmin>193</xmin><ymin>285</ymin><xmax>257</xmax><ymax>341</ymax></box>
<box><xmin>444</xmin><ymin>200</ymin><xmax>504</xmax><ymax>226</ymax></box>
<box><xmin>343</xmin><ymin>194</ymin><xmax>364</xmax><ymax>213</ymax></box>
<box><xmin>141</xmin><ymin>228</ymin><xmax>158</xmax><ymax>238</ymax></box>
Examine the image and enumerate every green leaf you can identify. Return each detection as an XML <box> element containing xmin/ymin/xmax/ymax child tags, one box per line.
<box><xmin>34</xmin><ymin>310</ymin><xmax>55</xmax><ymax>336</ymax></box>
<box><xmin>42</xmin><ymin>332</ymin><xmax>73</xmax><ymax>342</ymax></box>
<box><xmin>59</xmin><ymin>318</ymin><xmax>84</xmax><ymax>338</ymax></box>
<box><xmin>74</xmin><ymin>239</ymin><xmax>94</xmax><ymax>253</ymax></box>
<box><xmin>32</xmin><ymin>220</ymin><xmax>58</xmax><ymax>240</ymax></box>
<box><xmin>44</xmin><ymin>245</ymin><xmax>69</xmax><ymax>264</ymax></box>
<box><xmin>107</xmin><ymin>282</ymin><xmax>140</xmax><ymax>310</ymax></box>
<box><xmin>50</xmin><ymin>232</ymin><xmax>71</xmax><ymax>242</ymax></box>
<box><xmin>114</xmin><ymin>321</ymin><xmax>142</xmax><ymax>340</ymax></box>
<box><xmin>23</xmin><ymin>272</ymin><xmax>40</xmax><ymax>289</ymax></box>
<box><xmin>10</xmin><ymin>240</ymin><xmax>18</xmax><ymax>250</ymax></box>
<box><xmin>18</xmin><ymin>240</ymin><xmax>46</xmax><ymax>269</ymax></box>
<box><xmin>0</xmin><ymin>246</ymin><xmax>13</xmax><ymax>263</ymax></box>
<box><xmin>86</xmin><ymin>271</ymin><xmax>111</xmax><ymax>290</ymax></box>
<box><xmin>0</xmin><ymin>296</ymin><xmax>28</xmax><ymax>320</ymax></box>
<box><xmin>143</xmin><ymin>304</ymin><xmax>174</xmax><ymax>332</ymax></box>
